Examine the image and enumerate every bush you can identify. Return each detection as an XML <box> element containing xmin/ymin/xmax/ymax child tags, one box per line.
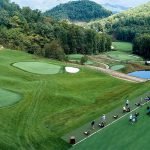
<box><xmin>80</xmin><ymin>55</ymin><xmax>88</xmax><ymax>65</ymax></box>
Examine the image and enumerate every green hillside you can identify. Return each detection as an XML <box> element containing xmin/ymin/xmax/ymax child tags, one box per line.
<box><xmin>44</xmin><ymin>0</ymin><xmax>112</xmax><ymax>22</ymax></box>
<box><xmin>88</xmin><ymin>2</ymin><xmax>150</xmax><ymax>41</ymax></box>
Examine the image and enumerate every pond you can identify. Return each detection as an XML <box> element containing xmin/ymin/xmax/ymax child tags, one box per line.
<box><xmin>128</xmin><ymin>71</ymin><xmax>150</xmax><ymax>79</ymax></box>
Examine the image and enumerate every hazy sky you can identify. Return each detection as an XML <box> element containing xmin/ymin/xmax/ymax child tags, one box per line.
<box><xmin>11</xmin><ymin>0</ymin><xmax>150</xmax><ymax>11</ymax></box>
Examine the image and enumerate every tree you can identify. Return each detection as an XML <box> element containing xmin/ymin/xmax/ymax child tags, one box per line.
<box><xmin>80</xmin><ymin>55</ymin><xmax>88</xmax><ymax>65</ymax></box>
<box><xmin>133</xmin><ymin>34</ymin><xmax>150</xmax><ymax>59</ymax></box>
<box><xmin>44</xmin><ymin>40</ymin><xmax>65</xmax><ymax>60</ymax></box>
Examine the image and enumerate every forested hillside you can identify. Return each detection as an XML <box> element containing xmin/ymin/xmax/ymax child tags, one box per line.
<box><xmin>89</xmin><ymin>2</ymin><xmax>150</xmax><ymax>41</ymax></box>
<box><xmin>0</xmin><ymin>0</ymin><xmax>111</xmax><ymax>60</ymax></box>
<box><xmin>44</xmin><ymin>0</ymin><xmax>112</xmax><ymax>22</ymax></box>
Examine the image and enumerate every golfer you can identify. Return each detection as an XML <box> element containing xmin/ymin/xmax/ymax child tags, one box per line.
<box><xmin>129</xmin><ymin>114</ymin><xmax>133</xmax><ymax>122</ymax></box>
<box><xmin>101</xmin><ymin>114</ymin><xmax>106</xmax><ymax>124</ymax></box>
<box><xmin>91</xmin><ymin>120</ymin><xmax>95</xmax><ymax>129</ymax></box>
<box><xmin>126</xmin><ymin>100</ymin><xmax>129</xmax><ymax>107</ymax></box>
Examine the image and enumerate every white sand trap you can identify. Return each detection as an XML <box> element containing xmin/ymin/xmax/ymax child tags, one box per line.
<box><xmin>65</xmin><ymin>67</ymin><xmax>80</xmax><ymax>73</ymax></box>
<box><xmin>111</xmin><ymin>46</ymin><xmax>114</xmax><ymax>50</ymax></box>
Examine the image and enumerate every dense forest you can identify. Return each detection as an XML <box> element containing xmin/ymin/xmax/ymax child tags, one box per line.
<box><xmin>44</xmin><ymin>0</ymin><xmax>112</xmax><ymax>22</ymax></box>
<box><xmin>133</xmin><ymin>34</ymin><xmax>150</xmax><ymax>59</ymax></box>
<box><xmin>88</xmin><ymin>2</ymin><xmax>150</xmax><ymax>58</ymax></box>
<box><xmin>0</xmin><ymin>0</ymin><xmax>111</xmax><ymax>60</ymax></box>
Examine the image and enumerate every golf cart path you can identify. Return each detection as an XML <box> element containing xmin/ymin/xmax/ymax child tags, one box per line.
<box><xmin>86</xmin><ymin>65</ymin><xmax>147</xmax><ymax>83</ymax></box>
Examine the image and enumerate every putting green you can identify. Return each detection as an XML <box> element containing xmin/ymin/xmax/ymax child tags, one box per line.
<box><xmin>13</xmin><ymin>62</ymin><xmax>61</xmax><ymax>74</ymax></box>
<box><xmin>0</xmin><ymin>88</ymin><xmax>21</xmax><ymax>107</ymax></box>
<box><xmin>84</xmin><ymin>60</ymin><xmax>93</xmax><ymax>65</ymax></box>
<box><xmin>111</xmin><ymin>65</ymin><xmax>125</xmax><ymax>71</ymax></box>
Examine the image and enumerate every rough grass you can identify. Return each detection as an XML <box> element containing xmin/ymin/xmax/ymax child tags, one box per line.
<box><xmin>13</xmin><ymin>62</ymin><xmax>61</xmax><ymax>74</ymax></box>
<box><xmin>70</xmin><ymin>104</ymin><xmax>150</xmax><ymax>150</ymax></box>
<box><xmin>0</xmin><ymin>49</ymin><xmax>149</xmax><ymax>150</ymax></box>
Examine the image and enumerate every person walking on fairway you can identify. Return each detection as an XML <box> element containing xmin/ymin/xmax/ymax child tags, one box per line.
<box><xmin>91</xmin><ymin>120</ymin><xmax>95</xmax><ymax>129</ymax></box>
<box><xmin>126</xmin><ymin>100</ymin><xmax>129</xmax><ymax>107</ymax></box>
<box><xmin>101</xmin><ymin>114</ymin><xmax>106</xmax><ymax>124</ymax></box>
<box><xmin>129</xmin><ymin>114</ymin><xmax>133</xmax><ymax>122</ymax></box>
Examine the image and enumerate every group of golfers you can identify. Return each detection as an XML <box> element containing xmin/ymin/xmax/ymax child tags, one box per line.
<box><xmin>89</xmin><ymin>96</ymin><xmax>150</xmax><ymax>132</ymax></box>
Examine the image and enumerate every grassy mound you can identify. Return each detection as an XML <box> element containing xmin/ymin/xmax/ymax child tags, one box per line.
<box><xmin>13</xmin><ymin>62</ymin><xmax>61</xmax><ymax>74</ymax></box>
<box><xmin>112</xmin><ymin>42</ymin><xmax>133</xmax><ymax>52</ymax></box>
<box><xmin>111</xmin><ymin>65</ymin><xmax>125</xmax><ymax>71</ymax></box>
<box><xmin>0</xmin><ymin>88</ymin><xmax>21</xmax><ymax>107</ymax></box>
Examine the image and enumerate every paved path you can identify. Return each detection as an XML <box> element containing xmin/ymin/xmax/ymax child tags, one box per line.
<box><xmin>86</xmin><ymin>65</ymin><xmax>147</xmax><ymax>83</ymax></box>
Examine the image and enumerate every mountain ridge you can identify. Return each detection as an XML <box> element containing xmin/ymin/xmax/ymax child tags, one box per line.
<box><xmin>44</xmin><ymin>0</ymin><xmax>112</xmax><ymax>22</ymax></box>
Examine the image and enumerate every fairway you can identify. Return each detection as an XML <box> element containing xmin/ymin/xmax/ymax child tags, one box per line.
<box><xmin>108</xmin><ymin>42</ymin><xmax>143</xmax><ymax>61</ymax></box>
<box><xmin>107</xmin><ymin>51</ymin><xmax>142</xmax><ymax>61</ymax></box>
<box><xmin>13</xmin><ymin>62</ymin><xmax>61</xmax><ymax>74</ymax></box>
<box><xmin>0</xmin><ymin>88</ymin><xmax>21</xmax><ymax>107</ymax></box>
<box><xmin>112</xmin><ymin>42</ymin><xmax>133</xmax><ymax>52</ymax></box>
<box><xmin>111</xmin><ymin>65</ymin><xmax>125</xmax><ymax>71</ymax></box>
<box><xmin>70</xmin><ymin>104</ymin><xmax>150</xmax><ymax>150</ymax></box>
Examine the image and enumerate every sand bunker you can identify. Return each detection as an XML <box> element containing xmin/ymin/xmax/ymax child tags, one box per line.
<box><xmin>65</xmin><ymin>67</ymin><xmax>80</xmax><ymax>73</ymax></box>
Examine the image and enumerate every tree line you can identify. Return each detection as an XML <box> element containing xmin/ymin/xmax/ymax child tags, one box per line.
<box><xmin>0</xmin><ymin>0</ymin><xmax>112</xmax><ymax>60</ymax></box>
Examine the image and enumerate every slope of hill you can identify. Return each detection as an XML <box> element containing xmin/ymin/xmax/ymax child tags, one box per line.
<box><xmin>44</xmin><ymin>0</ymin><xmax>112</xmax><ymax>22</ymax></box>
<box><xmin>88</xmin><ymin>2</ymin><xmax>150</xmax><ymax>41</ymax></box>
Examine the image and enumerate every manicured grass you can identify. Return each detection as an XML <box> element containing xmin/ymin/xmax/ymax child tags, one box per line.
<box><xmin>84</xmin><ymin>60</ymin><xmax>93</xmax><ymax>65</ymax></box>
<box><xmin>68</xmin><ymin>54</ymin><xmax>83</xmax><ymax>60</ymax></box>
<box><xmin>13</xmin><ymin>62</ymin><xmax>61</xmax><ymax>74</ymax></box>
<box><xmin>111</xmin><ymin>65</ymin><xmax>125</xmax><ymax>71</ymax></box>
<box><xmin>107</xmin><ymin>51</ymin><xmax>142</xmax><ymax>61</ymax></box>
<box><xmin>70</xmin><ymin>104</ymin><xmax>150</xmax><ymax>150</ymax></box>
<box><xmin>0</xmin><ymin>49</ymin><xmax>149</xmax><ymax>149</ymax></box>
<box><xmin>112</xmin><ymin>42</ymin><xmax>133</xmax><ymax>52</ymax></box>
<box><xmin>0</xmin><ymin>88</ymin><xmax>21</xmax><ymax>107</ymax></box>
<box><xmin>108</xmin><ymin>42</ymin><xmax>142</xmax><ymax>61</ymax></box>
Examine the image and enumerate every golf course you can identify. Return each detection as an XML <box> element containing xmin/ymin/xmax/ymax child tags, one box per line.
<box><xmin>0</xmin><ymin>49</ymin><xmax>149</xmax><ymax>150</ymax></box>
